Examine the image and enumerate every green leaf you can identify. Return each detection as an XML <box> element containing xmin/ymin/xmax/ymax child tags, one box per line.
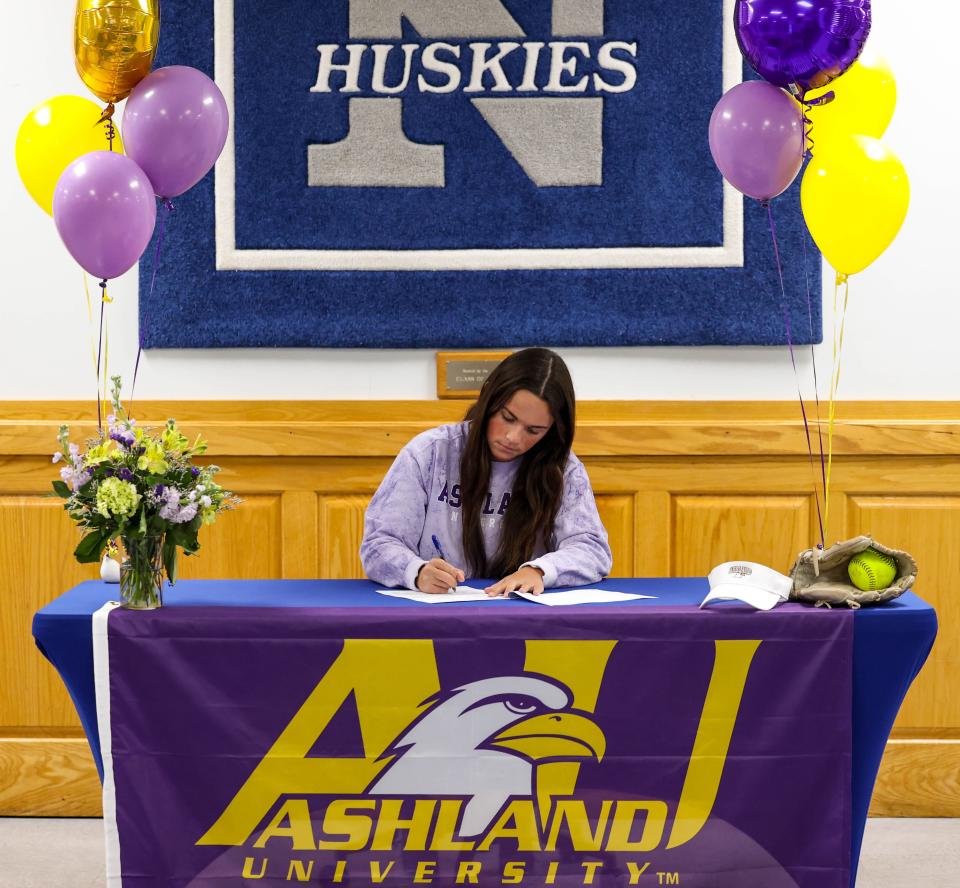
<box><xmin>52</xmin><ymin>480</ymin><xmax>71</xmax><ymax>499</ymax></box>
<box><xmin>162</xmin><ymin>537</ymin><xmax>179</xmax><ymax>585</ymax></box>
<box><xmin>74</xmin><ymin>530</ymin><xmax>108</xmax><ymax>564</ymax></box>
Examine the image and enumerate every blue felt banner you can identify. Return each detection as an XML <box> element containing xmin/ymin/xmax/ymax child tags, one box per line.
<box><xmin>139</xmin><ymin>0</ymin><xmax>821</xmax><ymax>348</ymax></box>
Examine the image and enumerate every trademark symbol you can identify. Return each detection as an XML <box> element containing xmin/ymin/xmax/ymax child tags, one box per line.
<box><xmin>656</xmin><ymin>873</ymin><xmax>680</xmax><ymax>885</ymax></box>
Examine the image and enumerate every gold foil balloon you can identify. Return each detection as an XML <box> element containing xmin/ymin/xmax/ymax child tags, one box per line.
<box><xmin>74</xmin><ymin>0</ymin><xmax>161</xmax><ymax>104</ymax></box>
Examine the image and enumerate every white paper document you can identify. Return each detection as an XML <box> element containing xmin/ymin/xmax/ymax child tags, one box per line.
<box><xmin>377</xmin><ymin>587</ymin><xmax>490</xmax><ymax>604</ymax></box>
<box><xmin>511</xmin><ymin>588</ymin><xmax>654</xmax><ymax>606</ymax></box>
<box><xmin>376</xmin><ymin>587</ymin><xmax>654</xmax><ymax>605</ymax></box>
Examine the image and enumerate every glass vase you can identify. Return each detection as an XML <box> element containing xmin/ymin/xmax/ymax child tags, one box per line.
<box><xmin>120</xmin><ymin>535</ymin><xmax>165</xmax><ymax>609</ymax></box>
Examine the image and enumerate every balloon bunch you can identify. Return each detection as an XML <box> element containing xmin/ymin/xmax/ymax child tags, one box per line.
<box><xmin>708</xmin><ymin>2</ymin><xmax>910</xmax><ymax>548</ymax></box>
<box><xmin>15</xmin><ymin>1</ymin><xmax>229</xmax><ymax>282</ymax></box>
<box><xmin>710</xmin><ymin>0</ymin><xmax>908</xmax><ymax>278</ymax></box>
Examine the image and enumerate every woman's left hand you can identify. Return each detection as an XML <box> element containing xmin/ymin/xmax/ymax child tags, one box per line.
<box><xmin>485</xmin><ymin>566</ymin><xmax>545</xmax><ymax>597</ymax></box>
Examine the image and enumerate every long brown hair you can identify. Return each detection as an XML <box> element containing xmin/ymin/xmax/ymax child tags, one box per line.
<box><xmin>461</xmin><ymin>348</ymin><xmax>576</xmax><ymax>578</ymax></box>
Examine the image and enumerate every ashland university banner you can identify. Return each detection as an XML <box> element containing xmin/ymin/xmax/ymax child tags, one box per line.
<box><xmin>94</xmin><ymin>601</ymin><xmax>852</xmax><ymax>886</ymax></box>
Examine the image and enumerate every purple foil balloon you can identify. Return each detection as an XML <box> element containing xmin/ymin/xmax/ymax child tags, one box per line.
<box><xmin>122</xmin><ymin>65</ymin><xmax>229</xmax><ymax>198</ymax></box>
<box><xmin>52</xmin><ymin>151</ymin><xmax>157</xmax><ymax>280</ymax></box>
<box><xmin>708</xmin><ymin>81</ymin><xmax>804</xmax><ymax>201</ymax></box>
<box><xmin>735</xmin><ymin>0</ymin><xmax>871</xmax><ymax>93</ymax></box>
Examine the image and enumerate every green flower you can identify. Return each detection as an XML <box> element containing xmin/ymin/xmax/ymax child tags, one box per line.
<box><xmin>85</xmin><ymin>441</ymin><xmax>113</xmax><ymax>465</ymax></box>
<box><xmin>96</xmin><ymin>477</ymin><xmax>141</xmax><ymax>519</ymax></box>
<box><xmin>137</xmin><ymin>439</ymin><xmax>168</xmax><ymax>474</ymax></box>
<box><xmin>161</xmin><ymin>420</ymin><xmax>190</xmax><ymax>454</ymax></box>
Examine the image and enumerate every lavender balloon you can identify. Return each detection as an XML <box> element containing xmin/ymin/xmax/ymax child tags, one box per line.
<box><xmin>708</xmin><ymin>81</ymin><xmax>804</xmax><ymax>202</ymax></box>
<box><xmin>735</xmin><ymin>0</ymin><xmax>871</xmax><ymax>94</ymax></box>
<box><xmin>122</xmin><ymin>66</ymin><xmax>229</xmax><ymax>198</ymax></box>
<box><xmin>52</xmin><ymin>151</ymin><xmax>157</xmax><ymax>280</ymax></box>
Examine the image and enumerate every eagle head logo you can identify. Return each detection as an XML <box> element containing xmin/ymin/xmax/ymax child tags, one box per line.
<box><xmin>367</xmin><ymin>675</ymin><xmax>605</xmax><ymax>837</ymax></box>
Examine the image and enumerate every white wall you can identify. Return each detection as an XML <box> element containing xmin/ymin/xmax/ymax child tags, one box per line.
<box><xmin>2</xmin><ymin>2</ymin><xmax>955</xmax><ymax>401</ymax></box>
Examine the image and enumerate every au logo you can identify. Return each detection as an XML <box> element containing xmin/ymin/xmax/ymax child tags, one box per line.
<box><xmin>307</xmin><ymin>0</ymin><xmax>638</xmax><ymax>187</ymax></box>
<box><xmin>199</xmin><ymin>638</ymin><xmax>760</xmax><ymax>853</ymax></box>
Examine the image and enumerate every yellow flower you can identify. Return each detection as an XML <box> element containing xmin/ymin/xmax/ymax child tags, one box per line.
<box><xmin>136</xmin><ymin>440</ymin><xmax>168</xmax><ymax>474</ymax></box>
<box><xmin>85</xmin><ymin>441</ymin><xmax>113</xmax><ymax>465</ymax></box>
<box><xmin>161</xmin><ymin>421</ymin><xmax>190</xmax><ymax>454</ymax></box>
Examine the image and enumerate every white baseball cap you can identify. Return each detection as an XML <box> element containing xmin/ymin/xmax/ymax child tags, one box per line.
<box><xmin>701</xmin><ymin>561</ymin><xmax>793</xmax><ymax>610</ymax></box>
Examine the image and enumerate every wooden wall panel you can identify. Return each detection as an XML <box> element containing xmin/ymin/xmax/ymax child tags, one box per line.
<box><xmin>594</xmin><ymin>494</ymin><xmax>634</xmax><ymax>577</ymax></box>
<box><xmin>0</xmin><ymin>498</ymin><xmax>91</xmax><ymax>731</ymax></box>
<box><xmin>175</xmin><ymin>493</ymin><xmax>282</xmax><ymax>580</ymax></box>
<box><xmin>0</xmin><ymin>738</ymin><xmax>102</xmax><ymax>817</ymax></box>
<box><xmin>1</xmin><ymin>400</ymin><xmax>957</xmax><ymax>818</ymax></box>
<box><xmin>673</xmin><ymin>494</ymin><xmax>812</xmax><ymax>577</ymax></box>
<box><xmin>319</xmin><ymin>495</ymin><xmax>368</xmax><ymax>579</ymax></box>
<box><xmin>847</xmin><ymin>497</ymin><xmax>960</xmax><ymax>733</ymax></box>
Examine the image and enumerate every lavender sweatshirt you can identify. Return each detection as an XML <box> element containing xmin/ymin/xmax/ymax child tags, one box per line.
<box><xmin>360</xmin><ymin>421</ymin><xmax>612</xmax><ymax>589</ymax></box>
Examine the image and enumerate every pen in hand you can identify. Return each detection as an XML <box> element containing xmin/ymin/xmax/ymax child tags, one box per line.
<box><xmin>428</xmin><ymin>534</ymin><xmax>464</xmax><ymax>592</ymax></box>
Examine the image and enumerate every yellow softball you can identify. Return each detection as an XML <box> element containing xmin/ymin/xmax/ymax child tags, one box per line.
<box><xmin>847</xmin><ymin>548</ymin><xmax>898</xmax><ymax>592</ymax></box>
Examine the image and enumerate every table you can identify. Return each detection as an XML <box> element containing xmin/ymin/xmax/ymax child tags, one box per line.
<box><xmin>34</xmin><ymin>578</ymin><xmax>936</xmax><ymax>887</ymax></box>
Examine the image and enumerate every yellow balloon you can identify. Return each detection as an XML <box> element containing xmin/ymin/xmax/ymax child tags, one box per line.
<box><xmin>801</xmin><ymin>135</ymin><xmax>909</xmax><ymax>277</ymax></box>
<box><xmin>15</xmin><ymin>95</ymin><xmax>125</xmax><ymax>216</ymax></box>
<box><xmin>74</xmin><ymin>0</ymin><xmax>161</xmax><ymax>104</ymax></box>
<box><xmin>805</xmin><ymin>50</ymin><xmax>896</xmax><ymax>150</ymax></box>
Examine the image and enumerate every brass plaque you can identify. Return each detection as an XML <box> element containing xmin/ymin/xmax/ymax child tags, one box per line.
<box><xmin>436</xmin><ymin>351</ymin><xmax>511</xmax><ymax>399</ymax></box>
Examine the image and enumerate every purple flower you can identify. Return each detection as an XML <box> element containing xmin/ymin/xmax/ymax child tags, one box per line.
<box><xmin>155</xmin><ymin>484</ymin><xmax>166</xmax><ymax>497</ymax></box>
<box><xmin>117</xmin><ymin>468</ymin><xmax>135</xmax><ymax>482</ymax></box>
<box><xmin>110</xmin><ymin>430</ymin><xmax>136</xmax><ymax>448</ymax></box>
<box><xmin>191</xmin><ymin>467</ymin><xmax>200</xmax><ymax>477</ymax></box>
<box><xmin>60</xmin><ymin>465</ymin><xmax>92</xmax><ymax>491</ymax></box>
<box><xmin>178</xmin><ymin>503</ymin><xmax>198</xmax><ymax>523</ymax></box>
<box><xmin>52</xmin><ymin>452</ymin><xmax>63</xmax><ymax>464</ymax></box>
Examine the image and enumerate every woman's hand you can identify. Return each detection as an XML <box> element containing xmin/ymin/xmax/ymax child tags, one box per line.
<box><xmin>416</xmin><ymin>558</ymin><xmax>465</xmax><ymax>594</ymax></box>
<box><xmin>485</xmin><ymin>566</ymin><xmax>545</xmax><ymax>597</ymax></box>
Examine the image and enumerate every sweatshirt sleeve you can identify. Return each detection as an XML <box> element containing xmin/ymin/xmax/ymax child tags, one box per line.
<box><xmin>520</xmin><ymin>459</ymin><xmax>612</xmax><ymax>588</ymax></box>
<box><xmin>360</xmin><ymin>446</ymin><xmax>430</xmax><ymax>590</ymax></box>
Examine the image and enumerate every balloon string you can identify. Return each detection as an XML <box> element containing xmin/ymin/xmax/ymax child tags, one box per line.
<box><xmin>96</xmin><ymin>281</ymin><xmax>109</xmax><ymax>432</ymax></box>
<box><xmin>97</xmin><ymin>103</ymin><xmax>116</xmax><ymax>151</ymax></box>
<box><xmin>800</xmin><ymin>222</ymin><xmax>828</xmax><ymax>547</ymax></box>
<box><xmin>131</xmin><ymin>199</ymin><xmax>174</xmax><ymax>411</ymax></box>
<box><xmin>823</xmin><ymin>272</ymin><xmax>851</xmax><ymax>542</ymax></box>
<box><xmin>764</xmin><ymin>201</ymin><xmax>825</xmax><ymax>549</ymax></box>
<box><xmin>798</xmin><ymin>90</ymin><xmax>834</xmax><ymax>160</ymax></box>
<box><xmin>83</xmin><ymin>272</ymin><xmax>101</xmax><ymax>406</ymax></box>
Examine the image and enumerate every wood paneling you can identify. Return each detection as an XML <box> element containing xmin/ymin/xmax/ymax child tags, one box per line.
<box><xmin>176</xmin><ymin>494</ymin><xmax>283</xmax><ymax>580</ymax></box>
<box><xmin>319</xmin><ymin>496</ymin><xmax>368</xmax><ymax>579</ymax></box>
<box><xmin>0</xmin><ymin>738</ymin><xmax>102</xmax><ymax>816</ymax></box>
<box><xmin>673</xmin><ymin>495</ymin><xmax>811</xmax><ymax>577</ymax></box>
<box><xmin>0</xmin><ymin>498</ymin><xmax>90</xmax><ymax>730</ymax></box>
<box><xmin>1</xmin><ymin>400</ymin><xmax>957</xmax><ymax>817</ymax></box>
<box><xmin>595</xmin><ymin>495</ymin><xmax>634</xmax><ymax>577</ymax></box>
<box><xmin>848</xmin><ymin>497</ymin><xmax>960</xmax><ymax>732</ymax></box>
<box><xmin>869</xmin><ymin>741</ymin><xmax>960</xmax><ymax>817</ymax></box>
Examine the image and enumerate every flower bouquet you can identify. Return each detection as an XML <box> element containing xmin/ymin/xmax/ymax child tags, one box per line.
<box><xmin>52</xmin><ymin>376</ymin><xmax>239</xmax><ymax>608</ymax></box>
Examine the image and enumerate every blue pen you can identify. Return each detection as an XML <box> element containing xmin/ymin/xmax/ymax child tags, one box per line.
<box><xmin>431</xmin><ymin>534</ymin><xmax>447</xmax><ymax>561</ymax></box>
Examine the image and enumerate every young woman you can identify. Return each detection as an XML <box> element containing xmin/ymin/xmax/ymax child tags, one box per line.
<box><xmin>360</xmin><ymin>348</ymin><xmax>612</xmax><ymax>595</ymax></box>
